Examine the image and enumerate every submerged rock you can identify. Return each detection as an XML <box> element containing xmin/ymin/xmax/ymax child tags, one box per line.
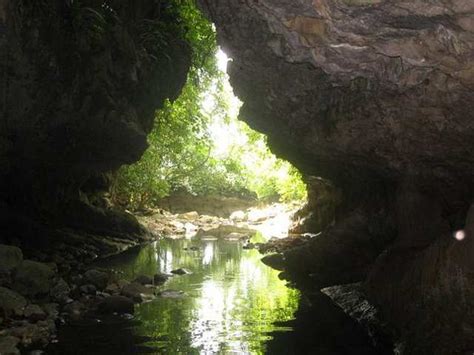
<box><xmin>121</xmin><ymin>282</ymin><xmax>154</xmax><ymax>303</ymax></box>
<box><xmin>98</xmin><ymin>296</ymin><xmax>134</xmax><ymax>315</ymax></box>
<box><xmin>8</xmin><ymin>320</ymin><xmax>55</xmax><ymax>348</ymax></box>
<box><xmin>158</xmin><ymin>290</ymin><xmax>185</xmax><ymax>299</ymax></box>
<box><xmin>133</xmin><ymin>275</ymin><xmax>153</xmax><ymax>286</ymax></box>
<box><xmin>224</xmin><ymin>232</ymin><xmax>249</xmax><ymax>241</ymax></box>
<box><xmin>170</xmin><ymin>268</ymin><xmax>191</xmax><ymax>275</ymax></box>
<box><xmin>153</xmin><ymin>273</ymin><xmax>170</xmax><ymax>284</ymax></box>
<box><xmin>62</xmin><ymin>301</ymin><xmax>86</xmax><ymax>319</ymax></box>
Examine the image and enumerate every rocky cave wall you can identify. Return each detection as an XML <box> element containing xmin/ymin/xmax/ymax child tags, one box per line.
<box><xmin>198</xmin><ymin>0</ymin><xmax>474</xmax><ymax>353</ymax></box>
<box><xmin>1</xmin><ymin>0</ymin><xmax>473</xmax><ymax>352</ymax></box>
<box><xmin>0</xmin><ymin>0</ymin><xmax>191</xmax><ymax>246</ymax></box>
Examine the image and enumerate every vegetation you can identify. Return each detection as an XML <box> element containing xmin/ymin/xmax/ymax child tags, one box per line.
<box><xmin>113</xmin><ymin>0</ymin><xmax>306</xmax><ymax>209</ymax></box>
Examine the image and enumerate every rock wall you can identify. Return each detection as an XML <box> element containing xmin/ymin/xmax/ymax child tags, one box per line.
<box><xmin>0</xmin><ymin>1</ymin><xmax>190</xmax><ymax>245</ymax></box>
<box><xmin>198</xmin><ymin>0</ymin><xmax>474</xmax><ymax>353</ymax></box>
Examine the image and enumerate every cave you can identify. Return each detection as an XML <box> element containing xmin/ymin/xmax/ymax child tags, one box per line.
<box><xmin>0</xmin><ymin>0</ymin><xmax>473</xmax><ymax>354</ymax></box>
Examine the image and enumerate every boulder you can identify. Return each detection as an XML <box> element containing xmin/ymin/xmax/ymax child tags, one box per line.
<box><xmin>0</xmin><ymin>336</ymin><xmax>20</xmax><ymax>355</ymax></box>
<box><xmin>83</xmin><ymin>269</ymin><xmax>109</xmax><ymax>291</ymax></box>
<box><xmin>0</xmin><ymin>245</ymin><xmax>23</xmax><ymax>273</ymax></box>
<box><xmin>224</xmin><ymin>232</ymin><xmax>249</xmax><ymax>241</ymax></box>
<box><xmin>170</xmin><ymin>268</ymin><xmax>191</xmax><ymax>275</ymax></box>
<box><xmin>121</xmin><ymin>282</ymin><xmax>154</xmax><ymax>303</ymax></box>
<box><xmin>42</xmin><ymin>303</ymin><xmax>59</xmax><ymax>319</ymax></box>
<box><xmin>261</xmin><ymin>254</ymin><xmax>286</xmax><ymax>271</ymax></box>
<box><xmin>9</xmin><ymin>320</ymin><xmax>55</xmax><ymax>348</ymax></box>
<box><xmin>62</xmin><ymin>301</ymin><xmax>86</xmax><ymax>319</ymax></box>
<box><xmin>50</xmin><ymin>278</ymin><xmax>70</xmax><ymax>303</ymax></box>
<box><xmin>24</xmin><ymin>304</ymin><xmax>47</xmax><ymax>322</ymax></box>
<box><xmin>158</xmin><ymin>289</ymin><xmax>185</xmax><ymax>299</ymax></box>
<box><xmin>133</xmin><ymin>275</ymin><xmax>153</xmax><ymax>285</ymax></box>
<box><xmin>0</xmin><ymin>287</ymin><xmax>27</xmax><ymax>317</ymax></box>
<box><xmin>13</xmin><ymin>261</ymin><xmax>55</xmax><ymax>297</ymax></box>
<box><xmin>153</xmin><ymin>273</ymin><xmax>170</xmax><ymax>284</ymax></box>
<box><xmin>178</xmin><ymin>211</ymin><xmax>200</xmax><ymax>220</ymax></box>
<box><xmin>98</xmin><ymin>296</ymin><xmax>134</xmax><ymax>315</ymax></box>
<box><xmin>230</xmin><ymin>210</ymin><xmax>246</xmax><ymax>222</ymax></box>
<box><xmin>79</xmin><ymin>284</ymin><xmax>97</xmax><ymax>295</ymax></box>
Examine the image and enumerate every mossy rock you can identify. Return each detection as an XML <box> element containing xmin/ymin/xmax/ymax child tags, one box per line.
<box><xmin>13</xmin><ymin>261</ymin><xmax>55</xmax><ymax>297</ymax></box>
<box><xmin>0</xmin><ymin>245</ymin><xmax>23</xmax><ymax>273</ymax></box>
<box><xmin>0</xmin><ymin>287</ymin><xmax>27</xmax><ymax>317</ymax></box>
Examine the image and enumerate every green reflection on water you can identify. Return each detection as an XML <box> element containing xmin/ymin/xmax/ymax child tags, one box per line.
<box><xmin>108</xmin><ymin>235</ymin><xmax>299</xmax><ymax>354</ymax></box>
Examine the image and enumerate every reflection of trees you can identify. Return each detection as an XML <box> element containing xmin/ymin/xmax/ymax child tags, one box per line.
<box><xmin>108</xmin><ymin>239</ymin><xmax>299</xmax><ymax>354</ymax></box>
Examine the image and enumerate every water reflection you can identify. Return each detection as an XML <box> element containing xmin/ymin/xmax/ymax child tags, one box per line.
<box><xmin>105</xmin><ymin>236</ymin><xmax>299</xmax><ymax>354</ymax></box>
<box><xmin>49</xmin><ymin>235</ymin><xmax>388</xmax><ymax>355</ymax></box>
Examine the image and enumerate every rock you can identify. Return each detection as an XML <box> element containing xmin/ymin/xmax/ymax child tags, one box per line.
<box><xmin>0</xmin><ymin>245</ymin><xmax>23</xmax><ymax>273</ymax></box>
<box><xmin>261</xmin><ymin>254</ymin><xmax>286</xmax><ymax>271</ymax></box>
<box><xmin>133</xmin><ymin>275</ymin><xmax>153</xmax><ymax>285</ymax></box>
<box><xmin>196</xmin><ymin>225</ymin><xmax>256</xmax><ymax>239</ymax></box>
<box><xmin>83</xmin><ymin>269</ymin><xmax>109</xmax><ymax>291</ymax></box>
<box><xmin>247</xmin><ymin>209</ymin><xmax>267</xmax><ymax>223</ymax></box>
<box><xmin>62</xmin><ymin>301</ymin><xmax>86</xmax><ymax>319</ymax></box>
<box><xmin>13</xmin><ymin>260</ymin><xmax>55</xmax><ymax>297</ymax></box>
<box><xmin>41</xmin><ymin>303</ymin><xmax>59</xmax><ymax>318</ymax></box>
<box><xmin>24</xmin><ymin>304</ymin><xmax>47</xmax><ymax>322</ymax></box>
<box><xmin>0</xmin><ymin>287</ymin><xmax>27</xmax><ymax>317</ymax></box>
<box><xmin>224</xmin><ymin>232</ymin><xmax>249</xmax><ymax>241</ymax></box>
<box><xmin>183</xmin><ymin>246</ymin><xmax>199</xmax><ymax>251</ymax></box>
<box><xmin>98</xmin><ymin>296</ymin><xmax>134</xmax><ymax>315</ymax></box>
<box><xmin>121</xmin><ymin>282</ymin><xmax>154</xmax><ymax>303</ymax></box>
<box><xmin>0</xmin><ymin>336</ymin><xmax>20</xmax><ymax>355</ymax></box>
<box><xmin>230</xmin><ymin>210</ymin><xmax>246</xmax><ymax>221</ymax></box>
<box><xmin>170</xmin><ymin>268</ymin><xmax>191</xmax><ymax>275</ymax></box>
<box><xmin>321</xmin><ymin>283</ymin><xmax>393</xmax><ymax>352</ymax></box>
<box><xmin>178</xmin><ymin>211</ymin><xmax>200</xmax><ymax>220</ymax></box>
<box><xmin>9</xmin><ymin>320</ymin><xmax>55</xmax><ymax>348</ymax></box>
<box><xmin>79</xmin><ymin>284</ymin><xmax>97</xmax><ymax>295</ymax></box>
<box><xmin>198</xmin><ymin>235</ymin><xmax>218</xmax><ymax>241</ymax></box>
<box><xmin>158</xmin><ymin>290</ymin><xmax>185</xmax><ymax>298</ymax></box>
<box><xmin>28</xmin><ymin>350</ymin><xmax>45</xmax><ymax>355</ymax></box>
<box><xmin>153</xmin><ymin>273</ymin><xmax>170</xmax><ymax>284</ymax></box>
<box><xmin>243</xmin><ymin>243</ymin><xmax>256</xmax><ymax>250</ymax></box>
<box><xmin>50</xmin><ymin>278</ymin><xmax>70</xmax><ymax>303</ymax></box>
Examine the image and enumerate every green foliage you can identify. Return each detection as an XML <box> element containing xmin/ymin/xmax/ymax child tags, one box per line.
<box><xmin>114</xmin><ymin>0</ymin><xmax>307</xmax><ymax>209</ymax></box>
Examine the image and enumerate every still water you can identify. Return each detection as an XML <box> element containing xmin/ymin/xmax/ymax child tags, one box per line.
<box><xmin>117</xmin><ymin>236</ymin><xmax>299</xmax><ymax>354</ymax></box>
<box><xmin>49</xmin><ymin>232</ymin><xmax>387</xmax><ymax>354</ymax></box>
<box><xmin>51</xmin><ymin>234</ymin><xmax>301</xmax><ymax>354</ymax></box>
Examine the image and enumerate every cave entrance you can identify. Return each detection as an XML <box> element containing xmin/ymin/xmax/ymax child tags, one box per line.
<box><xmin>113</xmin><ymin>47</ymin><xmax>307</xmax><ymax>215</ymax></box>
<box><xmin>112</xmin><ymin>0</ymin><xmax>309</xmax><ymax>235</ymax></box>
<box><xmin>97</xmin><ymin>15</ymin><xmax>311</xmax><ymax>353</ymax></box>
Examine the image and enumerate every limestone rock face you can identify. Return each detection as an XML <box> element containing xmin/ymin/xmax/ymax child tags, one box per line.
<box><xmin>199</xmin><ymin>0</ymin><xmax>474</xmax><ymax>352</ymax></box>
<box><xmin>200</xmin><ymin>0</ymin><xmax>474</xmax><ymax>197</ymax></box>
